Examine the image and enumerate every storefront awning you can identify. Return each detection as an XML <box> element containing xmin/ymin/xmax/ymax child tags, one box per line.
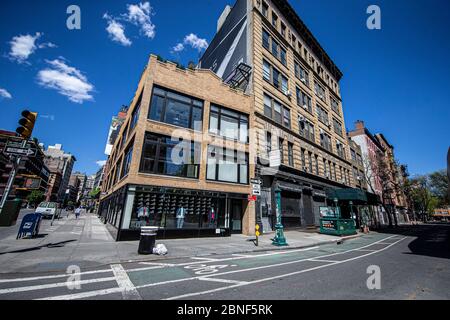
<box><xmin>326</xmin><ymin>188</ymin><xmax>381</xmax><ymax>205</ymax></box>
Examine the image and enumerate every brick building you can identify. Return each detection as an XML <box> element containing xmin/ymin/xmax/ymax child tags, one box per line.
<box><xmin>199</xmin><ymin>0</ymin><xmax>371</xmax><ymax>231</ymax></box>
<box><xmin>100</xmin><ymin>56</ymin><xmax>253</xmax><ymax>240</ymax></box>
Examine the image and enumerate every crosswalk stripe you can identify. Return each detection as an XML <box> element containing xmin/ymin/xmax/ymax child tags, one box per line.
<box><xmin>111</xmin><ymin>264</ymin><xmax>141</xmax><ymax>300</ymax></box>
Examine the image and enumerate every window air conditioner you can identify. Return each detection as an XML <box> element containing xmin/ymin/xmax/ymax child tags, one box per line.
<box><xmin>301</xmin><ymin>78</ymin><xmax>306</xmax><ymax>83</ymax></box>
<box><xmin>286</xmin><ymin>90</ymin><xmax>292</xmax><ymax>97</ymax></box>
<box><xmin>303</xmin><ymin>104</ymin><xmax>308</xmax><ymax>109</ymax></box>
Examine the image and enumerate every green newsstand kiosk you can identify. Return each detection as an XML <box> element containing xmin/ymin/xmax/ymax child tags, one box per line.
<box><xmin>319</xmin><ymin>206</ymin><xmax>357</xmax><ymax>236</ymax></box>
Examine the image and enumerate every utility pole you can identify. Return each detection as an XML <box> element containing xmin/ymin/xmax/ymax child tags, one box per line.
<box><xmin>0</xmin><ymin>111</ymin><xmax>38</xmax><ymax>212</ymax></box>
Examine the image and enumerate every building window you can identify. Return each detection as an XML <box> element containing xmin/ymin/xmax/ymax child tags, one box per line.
<box><xmin>351</xmin><ymin>149</ymin><xmax>357</xmax><ymax>162</ymax></box>
<box><xmin>278</xmin><ymin>138</ymin><xmax>284</xmax><ymax>163</ymax></box>
<box><xmin>272</xmin><ymin>12</ymin><xmax>278</xmax><ymax>28</ymax></box>
<box><xmin>288</xmin><ymin>142</ymin><xmax>294</xmax><ymax>167</ymax></box>
<box><xmin>331</xmin><ymin>96</ymin><xmax>340</xmax><ymax>114</ymax></box>
<box><xmin>120</xmin><ymin>123</ymin><xmax>129</xmax><ymax>150</ymax></box>
<box><xmin>294</xmin><ymin>61</ymin><xmax>309</xmax><ymax>87</ymax></box>
<box><xmin>296</xmin><ymin>87</ymin><xmax>312</xmax><ymax>113</ymax></box>
<box><xmin>320</xmin><ymin>130</ymin><xmax>332</xmax><ymax>152</ymax></box>
<box><xmin>262</xmin><ymin>29</ymin><xmax>270</xmax><ymax>50</ymax></box>
<box><xmin>281</xmin><ymin>22</ymin><xmax>286</xmax><ymax>37</ymax></box>
<box><xmin>148</xmin><ymin>86</ymin><xmax>203</xmax><ymax>130</ymax></box>
<box><xmin>301</xmin><ymin>148</ymin><xmax>306</xmax><ymax>170</ymax></box>
<box><xmin>262</xmin><ymin>31</ymin><xmax>287</xmax><ymax>66</ymax></box>
<box><xmin>266</xmin><ymin>131</ymin><xmax>272</xmax><ymax>154</ymax></box>
<box><xmin>316</xmin><ymin>104</ymin><xmax>329</xmax><ymax>126</ymax></box>
<box><xmin>336</xmin><ymin>141</ymin><xmax>345</xmax><ymax>159</ymax></box>
<box><xmin>262</xmin><ymin>1</ymin><xmax>269</xmax><ymax>18</ymax></box>
<box><xmin>121</xmin><ymin>143</ymin><xmax>133</xmax><ymax>179</ymax></box>
<box><xmin>206</xmin><ymin>146</ymin><xmax>248</xmax><ymax>184</ymax></box>
<box><xmin>130</xmin><ymin>92</ymin><xmax>142</xmax><ymax>131</ymax></box>
<box><xmin>262</xmin><ymin>60</ymin><xmax>288</xmax><ymax>94</ymax></box>
<box><xmin>264</xmin><ymin>93</ymin><xmax>291</xmax><ymax>128</ymax></box>
<box><xmin>308</xmin><ymin>152</ymin><xmax>313</xmax><ymax>173</ymax></box>
<box><xmin>114</xmin><ymin>158</ymin><xmax>122</xmax><ymax>184</ymax></box>
<box><xmin>323</xmin><ymin>159</ymin><xmax>328</xmax><ymax>178</ymax></box>
<box><xmin>314</xmin><ymin>81</ymin><xmax>326</xmax><ymax>101</ymax></box>
<box><xmin>333</xmin><ymin>118</ymin><xmax>343</xmax><ymax>137</ymax></box>
<box><xmin>298</xmin><ymin>116</ymin><xmax>315</xmax><ymax>142</ymax></box>
<box><xmin>139</xmin><ymin>132</ymin><xmax>200</xmax><ymax>179</ymax></box>
<box><xmin>315</xmin><ymin>155</ymin><xmax>319</xmax><ymax>175</ymax></box>
<box><xmin>209</xmin><ymin>104</ymin><xmax>249</xmax><ymax>143</ymax></box>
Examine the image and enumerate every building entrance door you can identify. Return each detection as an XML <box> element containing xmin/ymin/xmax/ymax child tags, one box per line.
<box><xmin>230</xmin><ymin>199</ymin><xmax>243</xmax><ymax>234</ymax></box>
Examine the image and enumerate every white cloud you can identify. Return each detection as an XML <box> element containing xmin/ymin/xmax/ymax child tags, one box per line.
<box><xmin>124</xmin><ymin>2</ymin><xmax>156</xmax><ymax>39</ymax></box>
<box><xmin>172</xmin><ymin>33</ymin><xmax>208</xmax><ymax>54</ymax></box>
<box><xmin>96</xmin><ymin>160</ymin><xmax>107</xmax><ymax>167</ymax></box>
<box><xmin>172</xmin><ymin>43</ymin><xmax>185</xmax><ymax>53</ymax></box>
<box><xmin>103</xmin><ymin>13</ymin><xmax>132</xmax><ymax>46</ymax></box>
<box><xmin>0</xmin><ymin>88</ymin><xmax>12</xmax><ymax>99</ymax></box>
<box><xmin>37</xmin><ymin>59</ymin><xmax>94</xmax><ymax>104</ymax></box>
<box><xmin>184</xmin><ymin>33</ymin><xmax>208</xmax><ymax>51</ymax></box>
<box><xmin>38</xmin><ymin>42</ymin><xmax>58</xmax><ymax>49</ymax></box>
<box><xmin>8</xmin><ymin>32</ymin><xmax>41</xmax><ymax>63</ymax></box>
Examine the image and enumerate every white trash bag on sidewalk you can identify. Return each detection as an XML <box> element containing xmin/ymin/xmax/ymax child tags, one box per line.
<box><xmin>153</xmin><ymin>244</ymin><xmax>168</xmax><ymax>255</ymax></box>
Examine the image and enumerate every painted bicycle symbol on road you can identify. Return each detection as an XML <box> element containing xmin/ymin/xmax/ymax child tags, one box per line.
<box><xmin>184</xmin><ymin>264</ymin><xmax>233</xmax><ymax>275</ymax></box>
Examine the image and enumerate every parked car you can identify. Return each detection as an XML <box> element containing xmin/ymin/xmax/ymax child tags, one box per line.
<box><xmin>36</xmin><ymin>202</ymin><xmax>60</xmax><ymax>219</ymax></box>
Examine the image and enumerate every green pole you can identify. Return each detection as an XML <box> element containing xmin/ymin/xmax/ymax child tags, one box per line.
<box><xmin>272</xmin><ymin>186</ymin><xmax>288</xmax><ymax>246</ymax></box>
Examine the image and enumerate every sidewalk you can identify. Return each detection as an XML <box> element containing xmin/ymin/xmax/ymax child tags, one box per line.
<box><xmin>0</xmin><ymin>213</ymin><xmax>361</xmax><ymax>274</ymax></box>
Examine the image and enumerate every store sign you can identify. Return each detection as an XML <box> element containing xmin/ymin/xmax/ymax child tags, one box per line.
<box><xmin>321</xmin><ymin>220</ymin><xmax>337</xmax><ymax>231</ymax></box>
<box><xmin>269</xmin><ymin>150</ymin><xmax>281</xmax><ymax>167</ymax></box>
<box><xmin>24</xmin><ymin>177</ymin><xmax>41</xmax><ymax>189</ymax></box>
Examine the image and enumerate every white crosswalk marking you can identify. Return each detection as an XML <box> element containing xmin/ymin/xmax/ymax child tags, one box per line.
<box><xmin>110</xmin><ymin>264</ymin><xmax>141</xmax><ymax>300</ymax></box>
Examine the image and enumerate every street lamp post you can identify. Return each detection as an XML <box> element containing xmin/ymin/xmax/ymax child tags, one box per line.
<box><xmin>272</xmin><ymin>186</ymin><xmax>288</xmax><ymax>246</ymax></box>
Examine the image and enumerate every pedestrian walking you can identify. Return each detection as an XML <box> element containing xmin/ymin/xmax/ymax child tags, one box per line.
<box><xmin>75</xmin><ymin>207</ymin><xmax>81</xmax><ymax>219</ymax></box>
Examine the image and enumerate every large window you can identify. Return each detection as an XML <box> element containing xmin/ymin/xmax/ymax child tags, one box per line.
<box><xmin>262</xmin><ymin>59</ymin><xmax>289</xmax><ymax>94</ymax></box>
<box><xmin>331</xmin><ymin>96</ymin><xmax>340</xmax><ymax>114</ymax></box>
<box><xmin>336</xmin><ymin>141</ymin><xmax>345</xmax><ymax>159</ymax></box>
<box><xmin>140</xmin><ymin>132</ymin><xmax>200</xmax><ymax>179</ymax></box>
<box><xmin>148</xmin><ymin>86</ymin><xmax>203</xmax><ymax>130</ymax></box>
<box><xmin>294</xmin><ymin>62</ymin><xmax>309</xmax><ymax>87</ymax></box>
<box><xmin>264</xmin><ymin>93</ymin><xmax>291</xmax><ymax>128</ymax></box>
<box><xmin>316</xmin><ymin>104</ymin><xmax>329</xmax><ymax>126</ymax></box>
<box><xmin>333</xmin><ymin>118</ymin><xmax>343</xmax><ymax>137</ymax></box>
<box><xmin>296</xmin><ymin>87</ymin><xmax>312</xmax><ymax>113</ymax></box>
<box><xmin>262</xmin><ymin>30</ymin><xmax>287</xmax><ymax>66</ymax></box>
<box><xmin>121</xmin><ymin>143</ymin><xmax>133</xmax><ymax>179</ymax></box>
<box><xmin>314</xmin><ymin>81</ymin><xmax>326</xmax><ymax>101</ymax></box>
<box><xmin>288</xmin><ymin>142</ymin><xmax>294</xmax><ymax>167</ymax></box>
<box><xmin>206</xmin><ymin>146</ymin><xmax>249</xmax><ymax>184</ymax></box>
<box><xmin>320</xmin><ymin>130</ymin><xmax>332</xmax><ymax>152</ymax></box>
<box><xmin>298</xmin><ymin>116</ymin><xmax>315</xmax><ymax>142</ymax></box>
<box><xmin>209</xmin><ymin>105</ymin><xmax>249</xmax><ymax>143</ymax></box>
<box><xmin>130</xmin><ymin>92</ymin><xmax>142</xmax><ymax>131</ymax></box>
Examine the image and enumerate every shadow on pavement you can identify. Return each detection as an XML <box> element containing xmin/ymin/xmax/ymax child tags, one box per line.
<box><xmin>374</xmin><ymin>223</ymin><xmax>450</xmax><ymax>260</ymax></box>
<box><xmin>0</xmin><ymin>239</ymin><xmax>77</xmax><ymax>255</ymax></box>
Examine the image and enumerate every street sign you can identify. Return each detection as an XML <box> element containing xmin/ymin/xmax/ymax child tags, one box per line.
<box><xmin>255</xmin><ymin>231</ymin><xmax>261</xmax><ymax>237</ymax></box>
<box><xmin>6</xmin><ymin>139</ymin><xmax>33</xmax><ymax>149</ymax></box>
<box><xmin>4</xmin><ymin>146</ymin><xmax>37</xmax><ymax>157</ymax></box>
<box><xmin>250</xmin><ymin>178</ymin><xmax>262</xmax><ymax>185</ymax></box>
<box><xmin>252</xmin><ymin>183</ymin><xmax>261</xmax><ymax>196</ymax></box>
<box><xmin>248</xmin><ymin>195</ymin><xmax>257</xmax><ymax>202</ymax></box>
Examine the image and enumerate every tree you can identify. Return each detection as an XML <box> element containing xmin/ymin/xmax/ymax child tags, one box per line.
<box><xmin>27</xmin><ymin>190</ymin><xmax>45</xmax><ymax>208</ymax></box>
<box><xmin>428</xmin><ymin>169</ymin><xmax>449</xmax><ymax>208</ymax></box>
<box><xmin>89</xmin><ymin>187</ymin><xmax>101</xmax><ymax>200</ymax></box>
<box><xmin>410</xmin><ymin>175</ymin><xmax>433</xmax><ymax>222</ymax></box>
<box><xmin>361</xmin><ymin>151</ymin><xmax>403</xmax><ymax>227</ymax></box>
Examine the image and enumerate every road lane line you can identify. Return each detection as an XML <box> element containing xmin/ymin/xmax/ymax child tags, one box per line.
<box><xmin>0</xmin><ymin>277</ymin><xmax>116</xmax><ymax>295</ymax></box>
<box><xmin>138</xmin><ymin>262</ymin><xmax>177</xmax><ymax>267</ymax></box>
<box><xmin>110</xmin><ymin>264</ymin><xmax>141</xmax><ymax>300</ymax></box>
<box><xmin>166</xmin><ymin>237</ymin><xmax>407</xmax><ymax>300</ymax></box>
<box><xmin>37</xmin><ymin>287</ymin><xmax>124</xmax><ymax>300</ymax></box>
<box><xmin>191</xmin><ymin>257</ymin><xmax>222</xmax><ymax>262</ymax></box>
<box><xmin>355</xmin><ymin>249</ymin><xmax>377</xmax><ymax>252</ymax></box>
<box><xmin>308</xmin><ymin>259</ymin><xmax>339</xmax><ymax>263</ymax></box>
<box><xmin>198</xmin><ymin>278</ymin><xmax>248</xmax><ymax>285</ymax></box>
<box><xmin>0</xmin><ymin>269</ymin><xmax>113</xmax><ymax>283</ymax></box>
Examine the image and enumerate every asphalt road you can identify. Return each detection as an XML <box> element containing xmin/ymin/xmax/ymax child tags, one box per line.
<box><xmin>0</xmin><ymin>223</ymin><xmax>448</xmax><ymax>300</ymax></box>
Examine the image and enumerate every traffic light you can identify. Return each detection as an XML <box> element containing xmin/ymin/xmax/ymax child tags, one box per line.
<box><xmin>16</xmin><ymin>110</ymin><xmax>37</xmax><ymax>140</ymax></box>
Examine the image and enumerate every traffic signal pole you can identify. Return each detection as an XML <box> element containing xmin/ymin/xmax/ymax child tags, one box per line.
<box><xmin>0</xmin><ymin>139</ymin><xmax>27</xmax><ymax>211</ymax></box>
<box><xmin>0</xmin><ymin>110</ymin><xmax>37</xmax><ymax>212</ymax></box>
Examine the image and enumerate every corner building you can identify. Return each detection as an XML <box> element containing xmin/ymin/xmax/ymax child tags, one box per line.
<box><xmin>100</xmin><ymin>56</ymin><xmax>254</xmax><ymax>240</ymax></box>
<box><xmin>200</xmin><ymin>0</ymin><xmax>362</xmax><ymax>232</ymax></box>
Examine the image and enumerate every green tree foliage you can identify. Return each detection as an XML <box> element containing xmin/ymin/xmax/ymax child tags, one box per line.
<box><xmin>26</xmin><ymin>190</ymin><xmax>45</xmax><ymax>208</ymax></box>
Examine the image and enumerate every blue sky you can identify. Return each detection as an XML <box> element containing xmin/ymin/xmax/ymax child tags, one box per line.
<box><xmin>0</xmin><ymin>0</ymin><xmax>449</xmax><ymax>176</ymax></box>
